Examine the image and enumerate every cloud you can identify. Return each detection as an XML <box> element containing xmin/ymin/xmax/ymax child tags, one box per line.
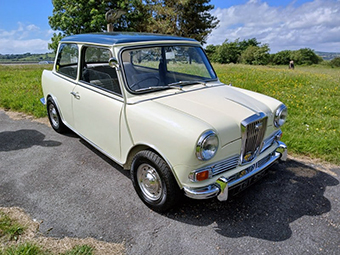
<box><xmin>207</xmin><ymin>0</ymin><xmax>340</xmax><ymax>52</ymax></box>
<box><xmin>0</xmin><ymin>22</ymin><xmax>52</xmax><ymax>54</ymax></box>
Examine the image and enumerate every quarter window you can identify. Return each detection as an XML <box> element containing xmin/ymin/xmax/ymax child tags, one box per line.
<box><xmin>56</xmin><ymin>43</ymin><xmax>78</xmax><ymax>79</ymax></box>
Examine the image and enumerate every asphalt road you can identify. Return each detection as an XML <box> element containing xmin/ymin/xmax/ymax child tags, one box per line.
<box><xmin>1</xmin><ymin>109</ymin><xmax>339</xmax><ymax>255</ymax></box>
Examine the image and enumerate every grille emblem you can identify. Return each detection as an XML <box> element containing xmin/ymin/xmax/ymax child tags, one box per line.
<box><xmin>244</xmin><ymin>152</ymin><xmax>253</xmax><ymax>162</ymax></box>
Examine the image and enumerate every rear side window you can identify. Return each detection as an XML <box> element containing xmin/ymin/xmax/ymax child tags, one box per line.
<box><xmin>56</xmin><ymin>43</ymin><xmax>78</xmax><ymax>79</ymax></box>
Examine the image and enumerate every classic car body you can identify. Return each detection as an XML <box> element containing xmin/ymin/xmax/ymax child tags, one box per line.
<box><xmin>41</xmin><ymin>33</ymin><xmax>287</xmax><ymax>211</ymax></box>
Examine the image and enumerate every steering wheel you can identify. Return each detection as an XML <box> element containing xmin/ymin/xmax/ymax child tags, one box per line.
<box><xmin>130</xmin><ymin>76</ymin><xmax>160</xmax><ymax>90</ymax></box>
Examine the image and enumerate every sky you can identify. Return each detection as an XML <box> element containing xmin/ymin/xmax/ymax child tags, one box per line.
<box><xmin>0</xmin><ymin>0</ymin><xmax>339</xmax><ymax>54</ymax></box>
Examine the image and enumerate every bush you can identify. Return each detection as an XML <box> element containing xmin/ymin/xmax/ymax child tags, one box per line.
<box><xmin>330</xmin><ymin>57</ymin><xmax>340</xmax><ymax>67</ymax></box>
<box><xmin>240</xmin><ymin>44</ymin><xmax>270</xmax><ymax>65</ymax></box>
<box><xmin>271</xmin><ymin>50</ymin><xmax>292</xmax><ymax>65</ymax></box>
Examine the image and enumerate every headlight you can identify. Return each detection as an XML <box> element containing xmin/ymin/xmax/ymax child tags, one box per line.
<box><xmin>274</xmin><ymin>104</ymin><xmax>288</xmax><ymax>128</ymax></box>
<box><xmin>196</xmin><ymin>130</ymin><xmax>219</xmax><ymax>161</ymax></box>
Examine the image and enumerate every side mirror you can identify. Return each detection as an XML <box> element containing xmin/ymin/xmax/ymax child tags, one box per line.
<box><xmin>109</xmin><ymin>57</ymin><xmax>120</xmax><ymax>70</ymax></box>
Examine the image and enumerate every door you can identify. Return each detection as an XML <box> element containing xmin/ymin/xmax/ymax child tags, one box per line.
<box><xmin>71</xmin><ymin>46</ymin><xmax>124</xmax><ymax>161</ymax></box>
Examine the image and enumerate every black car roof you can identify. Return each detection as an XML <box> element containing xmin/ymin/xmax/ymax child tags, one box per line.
<box><xmin>60</xmin><ymin>32</ymin><xmax>198</xmax><ymax>46</ymax></box>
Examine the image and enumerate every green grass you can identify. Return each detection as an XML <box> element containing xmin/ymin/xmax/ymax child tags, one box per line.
<box><xmin>0</xmin><ymin>243</ymin><xmax>47</xmax><ymax>255</ymax></box>
<box><xmin>0</xmin><ymin>243</ymin><xmax>93</xmax><ymax>255</ymax></box>
<box><xmin>0</xmin><ymin>212</ymin><xmax>25</xmax><ymax>241</ymax></box>
<box><xmin>0</xmin><ymin>63</ymin><xmax>339</xmax><ymax>164</ymax></box>
<box><xmin>0</xmin><ymin>65</ymin><xmax>51</xmax><ymax>118</ymax></box>
<box><xmin>0</xmin><ymin>211</ymin><xmax>94</xmax><ymax>255</ymax></box>
<box><xmin>214</xmin><ymin>64</ymin><xmax>340</xmax><ymax>164</ymax></box>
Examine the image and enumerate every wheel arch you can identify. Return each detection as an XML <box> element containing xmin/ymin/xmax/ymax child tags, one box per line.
<box><xmin>123</xmin><ymin>144</ymin><xmax>183</xmax><ymax>189</ymax></box>
<box><xmin>46</xmin><ymin>94</ymin><xmax>66</xmax><ymax>124</ymax></box>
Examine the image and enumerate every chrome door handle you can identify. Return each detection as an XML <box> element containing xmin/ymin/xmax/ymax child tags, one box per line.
<box><xmin>70</xmin><ymin>92</ymin><xmax>80</xmax><ymax>99</ymax></box>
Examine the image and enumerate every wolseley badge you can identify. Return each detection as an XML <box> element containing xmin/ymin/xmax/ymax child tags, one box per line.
<box><xmin>244</xmin><ymin>152</ymin><xmax>253</xmax><ymax>162</ymax></box>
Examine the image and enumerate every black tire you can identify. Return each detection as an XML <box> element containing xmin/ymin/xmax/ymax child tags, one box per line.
<box><xmin>47</xmin><ymin>97</ymin><xmax>66</xmax><ymax>133</ymax></box>
<box><xmin>131</xmin><ymin>150</ymin><xmax>181</xmax><ymax>212</ymax></box>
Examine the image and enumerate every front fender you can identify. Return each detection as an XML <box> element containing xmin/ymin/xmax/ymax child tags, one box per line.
<box><xmin>126</xmin><ymin>100</ymin><xmax>212</xmax><ymax>173</ymax></box>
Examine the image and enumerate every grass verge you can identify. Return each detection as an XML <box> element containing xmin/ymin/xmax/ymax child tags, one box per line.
<box><xmin>0</xmin><ymin>207</ymin><xmax>125</xmax><ymax>255</ymax></box>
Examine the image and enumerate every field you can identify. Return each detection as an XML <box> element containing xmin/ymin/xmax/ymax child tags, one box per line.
<box><xmin>0</xmin><ymin>64</ymin><xmax>339</xmax><ymax>164</ymax></box>
<box><xmin>0</xmin><ymin>64</ymin><xmax>50</xmax><ymax>118</ymax></box>
<box><xmin>214</xmin><ymin>64</ymin><xmax>340</xmax><ymax>164</ymax></box>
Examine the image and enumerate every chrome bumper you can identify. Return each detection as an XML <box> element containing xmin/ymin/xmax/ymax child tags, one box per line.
<box><xmin>183</xmin><ymin>141</ymin><xmax>287</xmax><ymax>201</ymax></box>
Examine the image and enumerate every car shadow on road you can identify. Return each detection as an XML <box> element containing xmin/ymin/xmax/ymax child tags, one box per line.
<box><xmin>78</xmin><ymin>138</ymin><xmax>130</xmax><ymax>178</ymax></box>
<box><xmin>165</xmin><ymin>159</ymin><xmax>339</xmax><ymax>242</ymax></box>
<box><xmin>58</xmin><ymin>136</ymin><xmax>339</xmax><ymax>242</ymax></box>
<box><xmin>0</xmin><ymin>129</ymin><xmax>62</xmax><ymax>151</ymax></box>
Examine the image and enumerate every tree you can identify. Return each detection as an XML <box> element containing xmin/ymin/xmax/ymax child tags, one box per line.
<box><xmin>205</xmin><ymin>38</ymin><xmax>268</xmax><ymax>64</ymax></box>
<box><xmin>271</xmin><ymin>50</ymin><xmax>292</xmax><ymax>65</ymax></box>
<box><xmin>205</xmin><ymin>44</ymin><xmax>219</xmax><ymax>62</ymax></box>
<box><xmin>174</xmin><ymin>0</ymin><xmax>219</xmax><ymax>44</ymax></box>
<box><xmin>48</xmin><ymin>0</ymin><xmax>219</xmax><ymax>52</ymax></box>
<box><xmin>240</xmin><ymin>44</ymin><xmax>270</xmax><ymax>65</ymax></box>
<box><xmin>216</xmin><ymin>39</ymin><xmax>241</xmax><ymax>64</ymax></box>
<box><xmin>289</xmin><ymin>48</ymin><xmax>322</xmax><ymax>65</ymax></box>
<box><xmin>237</xmin><ymin>38</ymin><xmax>260</xmax><ymax>52</ymax></box>
<box><xmin>330</xmin><ymin>57</ymin><xmax>340</xmax><ymax>67</ymax></box>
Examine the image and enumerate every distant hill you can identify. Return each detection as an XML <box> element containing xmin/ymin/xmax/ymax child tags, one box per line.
<box><xmin>0</xmin><ymin>52</ymin><xmax>55</xmax><ymax>63</ymax></box>
<box><xmin>315</xmin><ymin>51</ymin><xmax>340</xmax><ymax>60</ymax></box>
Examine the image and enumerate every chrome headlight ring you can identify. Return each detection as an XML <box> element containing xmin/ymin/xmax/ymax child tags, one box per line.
<box><xmin>196</xmin><ymin>130</ymin><xmax>219</xmax><ymax>161</ymax></box>
<box><xmin>274</xmin><ymin>104</ymin><xmax>288</xmax><ymax>128</ymax></box>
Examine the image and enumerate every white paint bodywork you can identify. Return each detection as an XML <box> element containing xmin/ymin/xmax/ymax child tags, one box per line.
<box><xmin>41</xmin><ymin>38</ymin><xmax>285</xmax><ymax>192</ymax></box>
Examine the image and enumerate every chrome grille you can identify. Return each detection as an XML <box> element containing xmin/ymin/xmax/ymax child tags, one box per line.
<box><xmin>240</xmin><ymin>113</ymin><xmax>267</xmax><ymax>164</ymax></box>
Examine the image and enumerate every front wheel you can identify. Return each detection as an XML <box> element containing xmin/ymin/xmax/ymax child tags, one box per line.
<box><xmin>131</xmin><ymin>150</ymin><xmax>181</xmax><ymax>212</ymax></box>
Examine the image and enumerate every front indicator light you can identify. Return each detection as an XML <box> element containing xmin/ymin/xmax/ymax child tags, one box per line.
<box><xmin>189</xmin><ymin>169</ymin><xmax>212</xmax><ymax>182</ymax></box>
<box><xmin>196</xmin><ymin>170</ymin><xmax>210</xmax><ymax>181</ymax></box>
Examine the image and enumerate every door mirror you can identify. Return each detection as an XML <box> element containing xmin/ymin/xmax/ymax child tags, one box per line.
<box><xmin>109</xmin><ymin>57</ymin><xmax>120</xmax><ymax>70</ymax></box>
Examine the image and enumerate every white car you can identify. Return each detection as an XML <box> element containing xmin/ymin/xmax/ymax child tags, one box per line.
<box><xmin>41</xmin><ymin>33</ymin><xmax>287</xmax><ymax>212</ymax></box>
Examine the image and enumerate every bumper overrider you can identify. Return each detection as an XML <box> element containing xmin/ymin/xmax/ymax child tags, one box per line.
<box><xmin>184</xmin><ymin>141</ymin><xmax>287</xmax><ymax>201</ymax></box>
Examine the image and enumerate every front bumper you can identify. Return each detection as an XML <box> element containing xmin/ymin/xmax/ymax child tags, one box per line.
<box><xmin>183</xmin><ymin>141</ymin><xmax>287</xmax><ymax>201</ymax></box>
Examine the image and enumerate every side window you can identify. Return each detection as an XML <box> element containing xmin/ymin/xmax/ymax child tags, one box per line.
<box><xmin>56</xmin><ymin>43</ymin><xmax>78</xmax><ymax>79</ymax></box>
<box><xmin>80</xmin><ymin>46</ymin><xmax>121</xmax><ymax>95</ymax></box>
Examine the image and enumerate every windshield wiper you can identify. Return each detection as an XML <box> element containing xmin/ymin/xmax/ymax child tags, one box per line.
<box><xmin>134</xmin><ymin>80</ymin><xmax>211</xmax><ymax>92</ymax></box>
<box><xmin>167</xmin><ymin>80</ymin><xmax>207</xmax><ymax>87</ymax></box>
<box><xmin>134</xmin><ymin>85</ymin><xmax>183</xmax><ymax>92</ymax></box>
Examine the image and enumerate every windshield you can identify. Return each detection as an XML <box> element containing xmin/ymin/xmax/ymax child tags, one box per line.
<box><xmin>121</xmin><ymin>45</ymin><xmax>217</xmax><ymax>92</ymax></box>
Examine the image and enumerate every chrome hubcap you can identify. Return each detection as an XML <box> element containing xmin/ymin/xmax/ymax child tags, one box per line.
<box><xmin>137</xmin><ymin>163</ymin><xmax>162</xmax><ymax>201</ymax></box>
<box><xmin>48</xmin><ymin>104</ymin><xmax>59</xmax><ymax>128</ymax></box>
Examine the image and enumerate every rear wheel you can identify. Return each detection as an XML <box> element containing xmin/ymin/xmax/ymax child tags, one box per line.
<box><xmin>131</xmin><ymin>150</ymin><xmax>181</xmax><ymax>212</ymax></box>
<box><xmin>47</xmin><ymin>97</ymin><xmax>66</xmax><ymax>133</ymax></box>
